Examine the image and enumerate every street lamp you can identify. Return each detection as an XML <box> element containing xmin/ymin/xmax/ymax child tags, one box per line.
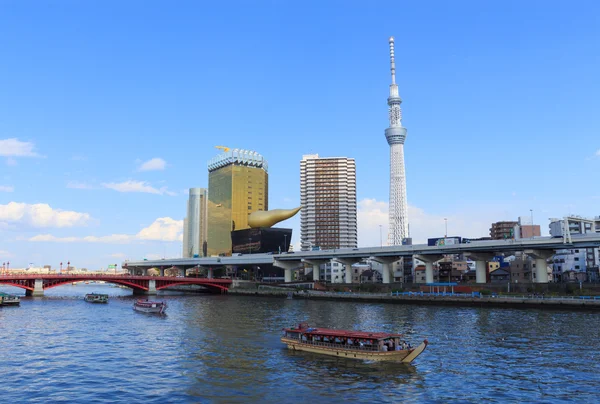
<box><xmin>248</xmin><ymin>237</ymin><xmax>252</xmax><ymax>254</ymax></box>
<box><xmin>284</xmin><ymin>234</ymin><xmax>288</xmax><ymax>253</ymax></box>
<box><xmin>444</xmin><ymin>218</ymin><xmax>448</xmax><ymax>237</ymax></box>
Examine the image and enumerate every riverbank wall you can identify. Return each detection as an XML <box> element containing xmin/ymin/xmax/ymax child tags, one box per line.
<box><xmin>227</xmin><ymin>287</ymin><xmax>600</xmax><ymax>310</ymax></box>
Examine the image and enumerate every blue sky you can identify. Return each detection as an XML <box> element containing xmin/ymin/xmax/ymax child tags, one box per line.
<box><xmin>1</xmin><ymin>0</ymin><xmax>599</xmax><ymax>269</ymax></box>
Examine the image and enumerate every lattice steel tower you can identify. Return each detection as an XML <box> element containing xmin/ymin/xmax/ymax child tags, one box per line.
<box><xmin>385</xmin><ymin>36</ymin><xmax>408</xmax><ymax>245</ymax></box>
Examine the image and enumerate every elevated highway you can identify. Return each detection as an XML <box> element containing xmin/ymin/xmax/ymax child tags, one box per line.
<box><xmin>123</xmin><ymin>235</ymin><xmax>600</xmax><ymax>285</ymax></box>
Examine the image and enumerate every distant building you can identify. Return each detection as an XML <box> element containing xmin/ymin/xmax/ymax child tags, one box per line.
<box><xmin>183</xmin><ymin>188</ymin><xmax>208</xmax><ymax>258</ymax></box>
<box><xmin>490</xmin><ymin>219</ymin><xmax>540</xmax><ymax>240</ymax></box>
<box><xmin>549</xmin><ymin>216</ymin><xmax>600</xmax><ymax>237</ymax></box>
<box><xmin>300</xmin><ymin>154</ymin><xmax>357</xmax><ymax>251</ymax></box>
<box><xmin>490</xmin><ymin>221</ymin><xmax>518</xmax><ymax>240</ymax></box>
<box><xmin>549</xmin><ymin>216</ymin><xmax>600</xmax><ymax>282</ymax></box>
<box><xmin>207</xmin><ymin>149</ymin><xmax>268</xmax><ymax>256</ymax></box>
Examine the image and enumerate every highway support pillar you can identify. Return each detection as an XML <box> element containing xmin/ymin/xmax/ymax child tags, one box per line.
<box><xmin>274</xmin><ymin>260</ymin><xmax>300</xmax><ymax>283</ymax></box>
<box><xmin>465</xmin><ymin>253</ymin><xmax>496</xmax><ymax>284</ymax></box>
<box><xmin>414</xmin><ymin>255</ymin><xmax>444</xmax><ymax>284</ymax></box>
<box><xmin>525</xmin><ymin>249</ymin><xmax>554</xmax><ymax>284</ymax></box>
<box><xmin>336</xmin><ymin>259</ymin><xmax>357</xmax><ymax>284</ymax></box>
<box><xmin>370</xmin><ymin>256</ymin><xmax>399</xmax><ymax>284</ymax></box>
<box><xmin>26</xmin><ymin>279</ymin><xmax>44</xmax><ymax>297</ymax></box>
<box><xmin>303</xmin><ymin>259</ymin><xmax>328</xmax><ymax>282</ymax></box>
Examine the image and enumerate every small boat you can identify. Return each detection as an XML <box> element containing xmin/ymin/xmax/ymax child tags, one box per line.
<box><xmin>84</xmin><ymin>293</ymin><xmax>109</xmax><ymax>303</ymax></box>
<box><xmin>133</xmin><ymin>299</ymin><xmax>167</xmax><ymax>314</ymax></box>
<box><xmin>0</xmin><ymin>292</ymin><xmax>20</xmax><ymax>306</ymax></box>
<box><xmin>281</xmin><ymin>322</ymin><xmax>428</xmax><ymax>363</ymax></box>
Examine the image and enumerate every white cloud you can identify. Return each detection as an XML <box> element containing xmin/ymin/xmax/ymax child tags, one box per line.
<box><xmin>0</xmin><ymin>138</ymin><xmax>40</xmax><ymax>157</ymax></box>
<box><xmin>0</xmin><ymin>202</ymin><xmax>91</xmax><ymax>228</ymax></box>
<box><xmin>596</xmin><ymin>149</ymin><xmax>600</xmax><ymax>157</ymax></box>
<box><xmin>28</xmin><ymin>217</ymin><xmax>183</xmax><ymax>244</ymax></box>
<box><xmin>0</xmin><ymin>250</ymin><xmax>12</xmax><ymax>258</ymax></box>
<box><xmin>67</xmin><ymin>181</ymin><xmax>94</xmax><ymax>190</ymax></box>
<box><xmin>110</xmin><ymin>253</ymin><xmax>126</xmax><ymax>259</ymax></box>
<box><xmin>138</xmin><ymin>158</ymin><xmax>166</xmax><ymax>172</ymax></box>
<box><xmin>136</xmin><ymin>217</ymin><xmax>183</xmax><ymax>241</ymax></box>
<box><xmin>357</xmin><ymin>198</ymin><xmax>500</xmax><ymax>247</ymax></box>
<box><xmin>6</xmin><ymin>158</ymin><xmax>17</xmax><ymax>166</ymax></box>
<box><xmin>102</xmin><ymin>180</ymin><xmax>176</xmax><ymax>196</ymax></box>
<box><xmin>0</xmin><ymin>185</ymin><xmax>14</xmax><ymax>192</ymax></box>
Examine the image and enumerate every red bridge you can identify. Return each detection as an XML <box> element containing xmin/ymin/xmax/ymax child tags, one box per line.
<box><xmin>0</xmin><ymin>274</ymin><xmax>232</xmax><ymax>296</ymax></box>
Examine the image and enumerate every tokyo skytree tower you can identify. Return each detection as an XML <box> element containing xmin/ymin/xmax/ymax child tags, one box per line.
<box><xmin>385</xmin><ymin>36</ymin><xmax>409</xmax><ymax>245</ymax></box>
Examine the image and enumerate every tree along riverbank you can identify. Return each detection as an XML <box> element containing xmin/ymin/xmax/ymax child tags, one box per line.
<box><xmin>227</xmin><ymin>287</ymin><xmax>600</xmax><ymax>310</ymax></box>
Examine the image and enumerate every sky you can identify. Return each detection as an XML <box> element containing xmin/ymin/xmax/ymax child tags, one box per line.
<box><xmin>1</xmin><ymin>0</ymin><xmax>599</xmax><ymax>269</ymax></box>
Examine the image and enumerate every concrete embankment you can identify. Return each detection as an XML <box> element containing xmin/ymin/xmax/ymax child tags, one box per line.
<box><xmin>227</xmin><ymin>288</ymin><xmax>600</xmax><ymax>311</ymax></box>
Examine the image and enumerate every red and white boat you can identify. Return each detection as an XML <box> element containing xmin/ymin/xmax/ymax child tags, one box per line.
<box><xmin>281</xmin><ymin>322</ymin><xmax>428</xmax><ymax>363</ymax></box>
<box><xmin>133</xmin><ymin>299</ymin><xmax>167</xmax><ymax>314</ymax></box>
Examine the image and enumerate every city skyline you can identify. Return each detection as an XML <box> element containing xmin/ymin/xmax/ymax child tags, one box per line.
<box><xmin>1</xmin><ymin>1</ymin><xmax>600</xmax><ymax>268</ymax></box>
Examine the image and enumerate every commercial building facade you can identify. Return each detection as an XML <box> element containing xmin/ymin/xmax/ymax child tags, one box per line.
<box><xmin>183</xmin><ymin>188</ymin><xmax>208</xmax><ymax>258</ymax></box>
<box><xmin>207</xmin><ymin>149</ymin><xmax>268</xmax><ymax>256</ymax></box>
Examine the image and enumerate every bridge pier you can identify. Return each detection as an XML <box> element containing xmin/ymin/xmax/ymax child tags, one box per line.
<box><xmin>133</xmin><ymin>279</ymin><xmax>157</xmax><ymax>295</ymax></box>
<box><xmin>274</xmin><ymin>260</ymin><xmax>300</xmax><ymax>283</ymax></box>
<box><xmin>303</xmin><ymin>259</ymin><xmax>328</xmax><ymax>282</ymax></box>
<box><xmin>466</xmin><ymin>253</ymin><xmax>496</xmax><ymax>284</ymax></box>
<box><xmin>525</xmin><ymin>249</ymin><xmax>553</xmax><ymax>283</ymax></box>
<box><xmin>25</xmin><ymin>279</ymin><xmax>44</xmax><ymax>296</ymax></box>
<box><xmin>370</xmin><ymin>256</ymin><xmax>399</xmax><ymax>284</ymax></box>
<box><xmin>414</xmin><ymin>255</ymin><xmax>444</xmax><ymax>284</ymax></box>
<box><xmin>336</xmin><ymin>259</ymin><xmax>357</xmax><ymax>284</ymax></box>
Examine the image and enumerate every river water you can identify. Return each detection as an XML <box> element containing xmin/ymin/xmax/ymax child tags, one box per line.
<box><xmin>1</xmin><ymin>284</ymin><xmax>598</xmax><ymax>403</ymax></box>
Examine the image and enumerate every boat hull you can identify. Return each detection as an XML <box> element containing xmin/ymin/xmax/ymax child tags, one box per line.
<box><xmin>281</xmin><ymin>337</ymin><xmax>427</xmax><ymax>363</ymax></box>
<box><xmin>133</xmin><ymin>301</ymin><xmax>167</xmax><ymax>314</ymax></box>
<box><xmin>0</xmin><ymin>293</ymin><xmax>20</xmax><ymax>306</ymax></box>
<box><xmin>84</xmin><ymin>294</ymin><xmax>108</xmax><ymax>303</ymax></box>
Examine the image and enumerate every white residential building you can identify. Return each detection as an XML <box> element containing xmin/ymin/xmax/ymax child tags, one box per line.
<box><xmin>549</xmin><ymin>216</ymin><xmax>600</xmax><ymax>281</ymax></box>
<box><xmin>183</xmin><ymin>188</ymin><xmax>208</xmax><ymax>258</ymax></box>
<box><xmin>300</xmin><ymin>154</ymin><xmax>357</xmax><ymax>251</ymax></box>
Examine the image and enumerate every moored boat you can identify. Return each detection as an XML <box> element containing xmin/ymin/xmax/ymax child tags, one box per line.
<box><xmin>133</xmin><ymin>299</ymin><xmax>167</xmax><ymax>314</ymax></box>
<box><xmin>0</xmin><ymin>292</ymin><xmax>20</xmax><ymax>306</ymax></box>
<box><xmin>281</xmin><ymin>322</ymin><xmax>428</xmax><ymax>363</ymax></box>
<box><xmin>84</xmin><ymin>293</ymin><xmax>109</xmax><ymax>303</ymax></box>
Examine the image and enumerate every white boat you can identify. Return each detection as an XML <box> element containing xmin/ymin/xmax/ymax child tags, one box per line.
<box><xmin>84</xmin><ymin>293</ymin><xmax>109</xmax><ymax>303</ymax></box>
<box><xmin>133</xmin><ymin>299</ymin><xmax>167</xmax><ymax>314</ymax></box>
<box><xmin>0</xmin><ymin>292</ymin><xmax>20</xmax><ymax>306</ymax></box>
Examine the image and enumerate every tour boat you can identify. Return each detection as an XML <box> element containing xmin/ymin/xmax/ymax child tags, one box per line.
<box><xmin>0</xmin><ymin>292</ymin><xmax>20</xmax><ymax>306</ymax></box>
<box><xmin>281</xmin><ymin>322</ymin><xmax>428</xmax><ymax>363</ymax></box>
<box><xmin>84</xmin><ymin>293</ymin><xmax>109</xmax><ymax>303</ymax></box>
<box><xmin>133</xmin><ymin>299</ymin><xmax>167</xmax><ymax>314</ymax></box>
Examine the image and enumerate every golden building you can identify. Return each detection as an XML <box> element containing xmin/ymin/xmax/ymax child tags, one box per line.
<box><xmin>207</xmin><ymin>149</ymin><xmax>268</xmax><ymax>256</ymax></box>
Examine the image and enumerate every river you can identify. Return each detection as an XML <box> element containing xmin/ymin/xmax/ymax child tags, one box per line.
<box><xmin>1</xmin><ymin>284</ymin><xmax>598</xmax><ymax>403</ymax></box>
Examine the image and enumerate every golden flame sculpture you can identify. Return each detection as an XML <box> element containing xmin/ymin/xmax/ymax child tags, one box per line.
<box><xmin>248</xmin><ymin>207</ymin><xmax>301</xmax><ymax>228</ymax></box>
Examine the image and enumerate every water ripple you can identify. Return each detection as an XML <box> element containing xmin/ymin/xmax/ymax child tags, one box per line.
<box><xmin>1</xmin><ymin>285</ymin><xmax>599</xmax><ymax>403</ymax></box>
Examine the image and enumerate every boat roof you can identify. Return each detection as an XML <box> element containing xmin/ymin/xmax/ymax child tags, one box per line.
<box><xmin>284</xmin><ymin>325</ymin><xmax>402</xmax><ymax>340</ymax></box>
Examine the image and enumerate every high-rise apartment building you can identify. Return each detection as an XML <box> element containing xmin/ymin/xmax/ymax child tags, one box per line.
<box><xmin>182</xmin><ymin>188</ymin><xmax>208</xmax><ymax>258</ymax></box>
<box><xmin>300</xmin><ymin>154</ymin><xmax>357</xmax><ymax>251</ymax></box>
<box><xmin>207</xmin><ymin>149</ymin><xmax>268</xmax><ymax>256</ymax></box>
